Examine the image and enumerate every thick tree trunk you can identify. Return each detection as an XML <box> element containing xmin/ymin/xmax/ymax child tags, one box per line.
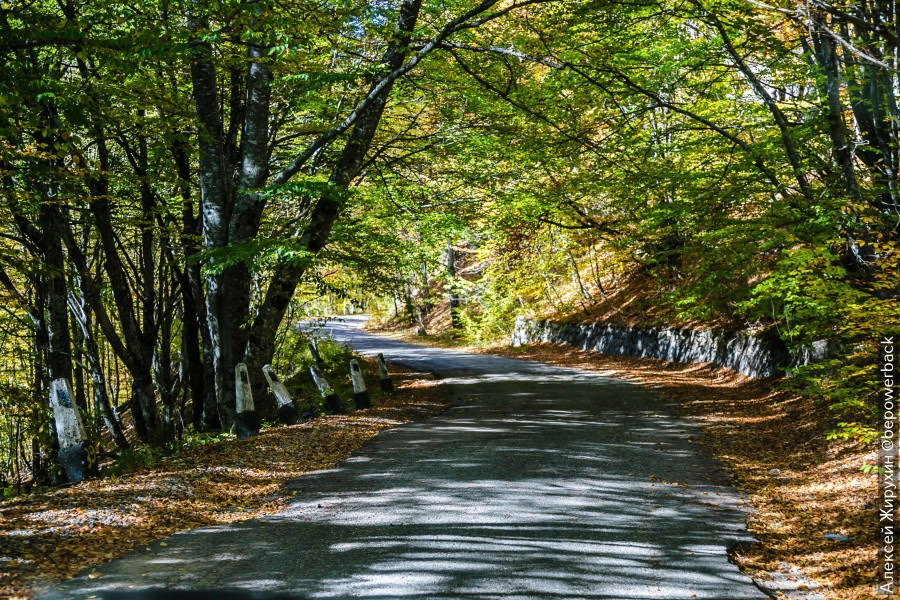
<box><xmin>38</xmin><ymin>201</ymin><xmax>92</xmax><ymax>482</ymax></box>
<box><xmin>189</xmin><ymin>25</ymin><xmax>272</xmax><ymax>431</ymax></box>
<box><xmin>197</xmin><ymin>293</ymin><xmax>220</xmax><ymax>431</ymax></box>
<box><xmin>245</xmin><ymin>0</ymin><xmax>425</xmax><ymax>397</ymax></box>
<box><xmin>130</xmin><ymin>375</ymin><xmax>158</xmax><ymax>442</ymax></box>
<box><xmin>41</xmin><ymin>206</ymin><xmax>73</xmax><ymax>385</ymax></box>
<box><xmin>189</xmin><ymin>22</ymin><xmax>235</xmax><ymax>429</ymax></box>
<box><xmin>210</xmin><ymin>270</ymin><xmax>242</xmax><ymax>430</ymax></box>
<box><xmin>245</xmin><ymin>260</ymin><xmax>304</xmax><ymax>400</ymax></box>
<box><xmin>171</xmin><ymin>138</ymin><xmax>219</xmax><ymax>431</ymax></box>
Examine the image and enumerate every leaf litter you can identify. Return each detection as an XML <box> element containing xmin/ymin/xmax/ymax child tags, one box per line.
<box><xmin>0</xmin><ymin>362</ymin><xmax>450</xmax><ymax>600</ymax></box>
<box><xmin>483</xmin><ymin>343</ymin><xmax>876</xmax><ymax>600</ymax></box>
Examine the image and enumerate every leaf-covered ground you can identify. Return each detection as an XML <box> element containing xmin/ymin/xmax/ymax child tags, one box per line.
<box><xmin>481</xmin><ymin>343</ymin><xmax>875</xmax><ymax>599</ymax></box>
<box><xmin>0</xmin><ymin>364</ymin><xmax>451</xmax><ymax>600</ymax></box>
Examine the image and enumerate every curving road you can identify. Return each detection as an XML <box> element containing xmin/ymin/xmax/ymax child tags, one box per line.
<box><xmin>42</xmin><ymin>316</ymin><xmax>764</xmax><ymax>600</ymax></box>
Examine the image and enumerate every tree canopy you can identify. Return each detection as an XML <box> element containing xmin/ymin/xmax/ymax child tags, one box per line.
<box><xmin>0</xmin><ymin>0</ymin><xmax>897</xmax><ymax>487</ymax></box>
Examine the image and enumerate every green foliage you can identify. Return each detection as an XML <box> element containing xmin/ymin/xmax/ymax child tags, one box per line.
<box><xmin>102</xmin><ymin>445</ymin><xmax>167</xmax><ymax>477</ymax></box>
<box><xmin>176</xmin><ymin>430</ymin><xmax>235</xmax><ymax>452</ymax></box>
<box><xmin>0</xmin><ymin>0</ymin><xmax>897</xmax><ymax>492</ymax></box>
<box><xmin>828</xmin><ymin>423</ymin><xmax>879</xmax><ymax>445</ymax></box>
<box><xmin>274</xmin><ymin>324</ymin><xmax>382</xmax><ymax>415</ymax></box>
<box><xmin>348</xmin><ymin>0</ymin><xmax>898</xmax><ymax>446</ymax></box>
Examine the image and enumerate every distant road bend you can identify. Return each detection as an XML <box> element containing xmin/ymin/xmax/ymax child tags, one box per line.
<box><xmin>44</xmin><ymin>315</ymin><xmax>764</xmax><ymax>600</ymax></box>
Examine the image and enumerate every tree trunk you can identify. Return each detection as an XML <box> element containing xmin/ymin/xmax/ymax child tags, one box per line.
<box><xmin>87</xmin><ymin>133</ymin><xmax>161</xmax><ymax>443</ymax></box>
<box><xmin>171</xmin><ymin>137</ymin><xmax>219</xmax><ymax>431</ymax></box>
<box><xmin>696</xmin><ymin>2</ymin><xmax>814</xmax><ymax>204</ymax></box>
<box><xmin>68</xmin><ymin>290</ymin><xmax>129</xmax><ymax>450</ymax></box>
<box><xmin>809</xmin><ymin>19</ymin><xmax>861</xmax><ymax>201</ymax></box>
<box><xmin>446</xmin><ymin>243</ymin><xmax>461</xmax><ymax>331</ymax></box>
<box><xmin>189</xmin><ymin>19</ymin><xmax>234</xmax><ymax>429</ymax></box>
<box><xmin>247</xmin><ymin>0</ymin><xmax>424</xmax><ymax>400</ymax></box>
<box><xmin>40</xmin><ymin>205</ymin><xmax>73</xmax><ymax>385</ymax></box>
<box><xmin>189</xmin><ymin>22</ymin><xmax>272</xmax><ymax>431</ymax></box>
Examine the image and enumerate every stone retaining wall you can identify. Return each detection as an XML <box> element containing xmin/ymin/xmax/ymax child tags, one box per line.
<box><xmin>511</xmin><ymin>317</ymin><xmax>792</xmax><ymax>378</ymax></box>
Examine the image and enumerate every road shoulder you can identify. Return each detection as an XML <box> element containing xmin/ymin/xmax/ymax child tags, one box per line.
<box><xmin>1</xmin><ymin>362</ymin><xmax>451</xmax><ymax>600</ymax></box>
<box><xmin>481</xmin><ymin>342</ymin><xmax>873</xmax><ymax>600</ymax></box>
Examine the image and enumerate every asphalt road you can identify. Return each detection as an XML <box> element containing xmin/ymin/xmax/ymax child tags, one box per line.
<box><xmin>42</xmin><ymin>316</ymin><xmax>764</xmax><ymax>600</ymax></box>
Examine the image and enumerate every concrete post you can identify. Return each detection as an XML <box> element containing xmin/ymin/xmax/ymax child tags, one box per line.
<box><xmin>262</xmin><ymin>364</ymin><xmax>299</xmax><ymax>425</ymax></box>
<box><xmin>49</xmin><ymin>378</ymin><xmax>89</xmax><ymax>482</ymax></box>
<box><xmin>376</xmin><ymin>353</ymin><xmax>394</xmax><ymax>392</ymax></box>
<box><xmin>234</xmin><ymin>362</ymin><xmax>260</xmax><ymax>438</ymax></box>
<box><xmin>309</xmin><ymin>339</ymin><xmax>323</xmax><ymax>365</ymax></box>
<box><xmin>309</xmin><ymin>365</ymin><xmax>344</xmax><ymax>414</ymax></box>
<box><xmin>349</xmin><ymin>360</ymin><xmax>371</xmax><ymax>409</ymax></box>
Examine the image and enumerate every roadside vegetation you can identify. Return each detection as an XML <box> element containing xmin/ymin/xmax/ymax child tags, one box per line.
<box><xmin>0</xmin><ymin>359</ymin><xmax>450</xmax><ymax>600</ymax></box>
<box><xmin>0</xmin><ymin>0</ymin><xmax>895</xmax><ymax>596</ymax></box>
<box><xmin>485</xmin><ymin>343</ymin><xmax>872</xmax><ymax>599</ymax></box>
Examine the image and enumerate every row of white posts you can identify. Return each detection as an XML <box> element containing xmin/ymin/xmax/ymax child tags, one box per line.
<box><xmin>232</xmin><ymin>353</ymin><xmax>396</xmax><ymax>439</ymax></box>
<box><xmin>49</xmin><ymin>353</ymin><xmax>396</xmax><ymax>482</ymax></box>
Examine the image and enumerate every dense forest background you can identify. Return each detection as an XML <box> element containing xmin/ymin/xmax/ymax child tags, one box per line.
<box><xmin>0</xmin><ymin>0</ymin><xmax>897</xmax><ymax>489</ymax></box>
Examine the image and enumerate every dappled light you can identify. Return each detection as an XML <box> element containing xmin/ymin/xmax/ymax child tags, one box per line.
<box><xmin>487</xmin><ymin>341</ymin><xmax>875</xmax><ymax>596</ymax></box>
<box><xmin>1</xmin><ymin>363</ymin><xmax>450</xmax><ymax>599</ymax></box>
<box><xmin>46</xmin><ymin>319</ymin><xmax>762</xmax><ymax>599</ymax></box>
<box><xmin>0</xmin><ymin>0</ymin><xmax>890</xmax><ymax>594</ymax></box>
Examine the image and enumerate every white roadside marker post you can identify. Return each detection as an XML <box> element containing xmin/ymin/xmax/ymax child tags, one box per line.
<box><xmin>49</xmin><ymin>378</ymin><xmax>89</xmax><ymax>482</ymax></box>
<box><xmin>376</xmin><ymin>353</ymin><xmax>394</xmax><ymax>393</ymax></box>
<box><xmin>262</xmin><ymin>364</ymin><xmax>299</xmax><ymax>425</ymax></box>
<box><xmin>235</xmin><ymin>362</ymin><xmax>260</xmax><ymax>438</ymax></box>
<box><xmin>309</xmin><ymin>339</ymin><xmax>323</xmax><ymax>365</ymax></box>
<box><xmin>349</xmin><ymin>360</ymin><xmax>371</xmax><ymax>409</ymax></box>
<box><xmin>310</xmin><ymin>365</ymin><xmax>345</xmax><ymax>414</ymax></box>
